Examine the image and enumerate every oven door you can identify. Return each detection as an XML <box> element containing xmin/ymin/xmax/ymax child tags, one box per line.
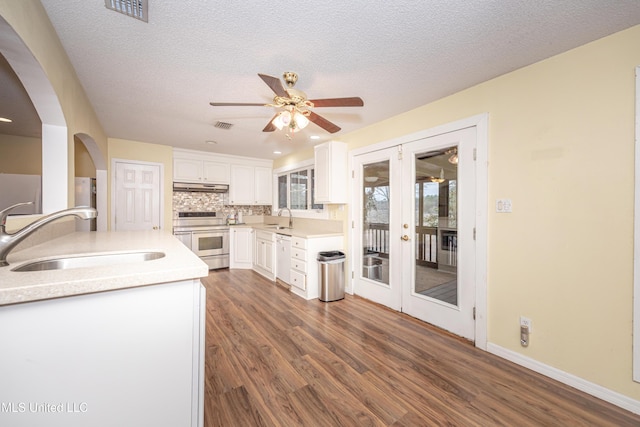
<box><xmin>191</xmin><ymin>230</ymin><xmax>229</xmax><ymax>257</ymax></box>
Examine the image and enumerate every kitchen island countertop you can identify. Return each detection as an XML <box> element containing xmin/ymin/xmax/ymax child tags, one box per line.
<box><xmin>0</xmin><ymin>230</ymin><xmax>209</xmax><ymax>306</ymax></box>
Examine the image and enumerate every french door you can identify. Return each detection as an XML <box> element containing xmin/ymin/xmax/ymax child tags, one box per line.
<box><xmin>353</xmin><ymin>127</ymin><xmax>476</xmax><ymax>340</ymax></box>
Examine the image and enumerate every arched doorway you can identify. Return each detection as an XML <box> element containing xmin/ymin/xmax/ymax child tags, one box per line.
<box><xmin>0</xmin><ymin>14</ymin><xmax>108</xmax><ymax>229</ymax></box>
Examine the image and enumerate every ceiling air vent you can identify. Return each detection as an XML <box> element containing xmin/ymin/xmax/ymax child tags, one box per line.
<box><xmin>104</xmin><ymin>0</ymin><xmax>148</xmax><ymax>22</ymax></box>
<box><xmin>214</xmin><ymin>121</ymin><xmax>234</xmax><ymax>130</ymax></box>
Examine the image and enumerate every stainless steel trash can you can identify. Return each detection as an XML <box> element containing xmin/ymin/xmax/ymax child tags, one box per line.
<box><xmin>318</xmin><ymin>251</ymin><xmax>345</xmax><ymax>302</ymax></box>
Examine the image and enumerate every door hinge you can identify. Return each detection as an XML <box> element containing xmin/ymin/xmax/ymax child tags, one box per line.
<box><xmin>352</xmin><ymin>220</ymin><xmax>355</xmax><ymax>229</ymax></box>
<box><xmin>352</xmin><ymin>170</ymin><xmax>355</xmax><ymax>178</ymax></box>
<box><xmin>352</xmin><ymin>271</ymin><xmax>354</xmax><ymax>279</ymax></box>
<box><xmin>473</xmin><ymin>307</ymin><xmax>476</xmax><ymax>320</ymax></box>
<box><xmin>473</xmin><ymin>227</ymin><xmax>476</xmax><ymax>240</ymax></box>
<box><xmin>398</xmin><ymin>145</ymin><xmax>403</xmax><ymax>160</ymax></box>
<box><xmin>473</xmin><ymin>148</ymin><xmax>477</xmax><ymax>161</ymax></box>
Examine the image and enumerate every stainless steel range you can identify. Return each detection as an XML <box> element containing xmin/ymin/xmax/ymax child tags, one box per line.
<box><xmin>173</xmin><ymin>212</ymin><xmax>229</xmax><ymax>270</ymax></box>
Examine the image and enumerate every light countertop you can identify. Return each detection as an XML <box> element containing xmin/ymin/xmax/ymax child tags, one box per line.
<box><xmin>235</xmin><ymin>223</ymin><xmax>343</xmax><ymax>239</ymax></box>
<box><xmin>0</xmin><ymin>231</ymin><xmax>209</xmax><ymax>306</ymax></box>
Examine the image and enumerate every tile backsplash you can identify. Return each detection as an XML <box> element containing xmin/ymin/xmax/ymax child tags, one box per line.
<box><xmin>172</xmin><ymin>191</ymin><xmax>271</xmax><ymax>218</ymax></box>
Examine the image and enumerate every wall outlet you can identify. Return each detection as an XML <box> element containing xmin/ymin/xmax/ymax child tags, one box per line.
<box><xmin>520</xmin><ymin>316</ymin><xmax>532</xmax><ymax>333</ymax></box>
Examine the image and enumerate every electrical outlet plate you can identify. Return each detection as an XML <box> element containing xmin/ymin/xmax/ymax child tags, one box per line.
<box><xmin>496</xmin><ymin>198</ymin><xmax>513</xmax><ymax>213</ymax></box>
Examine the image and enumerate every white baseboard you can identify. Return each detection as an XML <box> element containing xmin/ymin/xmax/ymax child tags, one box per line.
<box><xmin>487</xmin><ymin>343</ymin><xmax>640</xmax><ymax>415</ymax></box>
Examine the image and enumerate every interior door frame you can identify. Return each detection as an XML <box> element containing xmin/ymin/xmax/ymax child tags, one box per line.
<box><xmin>110</xmin><ymin>158</ymin><xmax>165</xmax><ymax>231</ymax></box>
<box><xmin>348</xmin><ymin>114</ymin><xmax>488</xmax><ymax>349</ymax></box>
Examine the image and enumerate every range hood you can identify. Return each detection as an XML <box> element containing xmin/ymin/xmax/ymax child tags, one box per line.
<box><xmin>173</xmin><ymin>182</ymin><xmax>229</xmax><ymax>193</ymax></box>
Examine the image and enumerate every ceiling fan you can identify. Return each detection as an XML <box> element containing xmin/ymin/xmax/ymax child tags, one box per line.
<box><xmin>209</xmin><ymin>72</ymin><xmax>364</xmax><ymax>135</ymax></box>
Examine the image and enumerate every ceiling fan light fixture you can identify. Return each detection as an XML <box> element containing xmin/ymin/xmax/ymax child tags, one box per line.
<box><xmin>272</xmin><ymin>111</ymin><xmax>290</xmax><ymax>130</ymax></box>
<box><xmin>293</xmin><ymin>112</ymin><xmax>309</xmax><ymax>130</ymax></box>
<box><xmin>447</xmin><ymin>147</ymin><xmax>458</xmax><ymax>164</ymax></box>
<box><xmin>272</xmin><ymin>109</ymin><xmax>309</xmax><ymax>136</ymax></box>
<box><xmin>429</xmin><ymin>168</ymin><xmax>446</xmax><ymax>183</ymax></box>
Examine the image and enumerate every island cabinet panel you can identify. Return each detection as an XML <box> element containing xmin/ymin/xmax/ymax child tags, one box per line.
<box><xmin>0</xmin><ymin>279</ymin><xmax>205</xmax><ymax>427</ymax></box>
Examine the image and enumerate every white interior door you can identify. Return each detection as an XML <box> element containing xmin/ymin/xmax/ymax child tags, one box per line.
<box><xmin>353</xmin><ymin>127</ymin><xmax>477</xmax><ymax>340</ymax></box>
<box><xmin>113</xmin><ymin>160</ymin><xmax>162</xmax><ymax>231</ymax></box>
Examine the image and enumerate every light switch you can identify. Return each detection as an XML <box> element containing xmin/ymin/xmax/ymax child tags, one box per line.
<box><xmin>496</xmin><ymin>199</ymin><xmax>512</xmax><ymax>213</ymax></box>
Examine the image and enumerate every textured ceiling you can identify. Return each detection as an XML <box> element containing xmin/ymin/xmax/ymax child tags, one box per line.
<box><xmin>6</xmin><ymin>1</ymin><xmax>640</xmax><ymax>159</ymax></box>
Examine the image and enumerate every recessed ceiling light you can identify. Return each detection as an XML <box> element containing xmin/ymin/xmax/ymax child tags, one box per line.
<box><xmin>310</xmin><ymin>135</ymin><xmax>320</xmax><ymax>140</ymax></box>
<box><xmin>205</xmin><ymin>140</ymin><xmax>218</xmax><ymax>145</ymax></box>
<box><xmin>273</xmin><ymin>151</ymin><xmax>282</xmax><ymax>154</ymax></box>
<box><xmin>0</xmin><ymin>117</ymin><xmax>12</xmax><ymax>123</ymax></box>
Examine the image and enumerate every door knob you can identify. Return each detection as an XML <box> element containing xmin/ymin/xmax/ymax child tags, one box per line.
<box><xmin>401</xmin><ymin>235</ymin><xmax>409</xmax><ymax>241</ymax></box>
<box><xmin>152</xmin><ymin>226</ymin><xmax>159</xmax><ymax>230</ymax></box>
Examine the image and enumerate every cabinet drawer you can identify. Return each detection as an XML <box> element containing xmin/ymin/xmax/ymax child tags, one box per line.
<box><xmin>292</xmin><ymin>248</ymin><xmax>306</xmax><ymax>262</ymax></box>
<box><xmin>291</xmin><ymin>258</ymin><xmax>307</xmax><ymax>274</ymax></box>
<box><xmin>291</xmin><ymin>237</ymin><xmax>307</xmax><ymax>249</ymax></box>
<box><xmin>255</xmin><ymin>230</ymin><xmax>274</xmax><ymax>241</ymax></box>
<box><xmin>290</xmin><ymin>269</ymin><xmax>306</xmax><ymax>291</ymax></box>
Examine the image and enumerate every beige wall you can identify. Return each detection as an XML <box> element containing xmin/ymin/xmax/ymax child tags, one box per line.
<box><xmin>0</xmin><ymin>135</ymin><xmax>42</xmax><ymax>174</ymax></box>
<box><xmin>277</xmin><ymin>25</ymin><xmax>640</xmax><ymax>399</ymax></box>
<box><xmin>0</xmin><ymin>0</ymin><xmax>107</xmax><ymax>206</ymax></box>
<box><xmin>108</xmin><ymin>138</ymin><xmax>173</xmax><ymax>231</ymax></box>
<box><xmin>74</xmin><ymin>138</ymin><xmax>96</xmax><ymax>178</ymax></box>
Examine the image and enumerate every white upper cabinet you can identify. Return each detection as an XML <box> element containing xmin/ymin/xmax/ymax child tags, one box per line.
<box><xmin>254</xmin><ymin>166</ymin><xmax>273</xmax><ymax>205</ymax></box>
<box><xmin>173</xmin><ymin>158</ymin><xmax>203</xmax><ymax>182</ymax></box>
<box><xmin>173</xmin><ymin>149</ymin><xmax>272</xmax><ymax>203</ymax></box>
<box><xmin>314</xmin><ymin>141</ymin><xmax>347</xmax><ymax>204</ymax></box>
<box><xmin>229</xmin><ymin>164</ymin><xmax>254</xmax><ymax>205</ymax></box>
<box><xmin>173</xmin><ymin>150</ymin><xmax>230</xmax><ymax>184</ymax></box>
<box><xmin>229</xmin><ymin>164</ymin><xmax>273</xmax><ymax>205</ymax></box>
<box><xmin>202</xmin><ymin>161</ymin><xmax>230</xmax><ymax>183</ymax></box>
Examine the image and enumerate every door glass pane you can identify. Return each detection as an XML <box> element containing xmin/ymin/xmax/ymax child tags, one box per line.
<box><xmin>362</xmin><ymin>160</ymin><xmax>389</xmax><ymax>285</ymax></box>
<box><xmin>414</xmin><ymin>147</ymin><xmax>458</xmax><ymax>305</ymax></box>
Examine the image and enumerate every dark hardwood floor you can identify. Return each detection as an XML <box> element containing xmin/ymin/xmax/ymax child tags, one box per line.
<box><xmin>202</xmin><ymin>269</ymin><xmax>640</xmax><ymax>426</ymax></box>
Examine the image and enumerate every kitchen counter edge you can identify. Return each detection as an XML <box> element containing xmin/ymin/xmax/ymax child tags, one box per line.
<box><xmin>235</xmin><ymin>223</ymin><xmax>343</xmax><ymax>238</ymax></box>
<box><xmin>0</xmin><ymin>231</ymin><xmax>209</xmax><ymax>306</ymax></box>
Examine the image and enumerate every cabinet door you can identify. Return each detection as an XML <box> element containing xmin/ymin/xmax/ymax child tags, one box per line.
<box><xmin>230</xmin><ymin>228</ymin><xmax>253</xmax><ymax>269</ymax></box>
<box><xmin>264</xmin><ymin>237</ymin><xmax>275</xmax><ymax>274</ymax></box>
<box><xmin>314</xmin><ymin>143</ymin><xmax>331</xmax><ymax>201</ymax></box>
<box><xmin>229</xmin><ymin>165</ymin><xmax>255</xmax><ymax>205</ymax></box>
<box><xmin>203</xmin><ymin>161</ymin><xmax>230</xmax><ymax>184</ymax></box>
<box><xmin>174</xmin><ymin>158</ymin><xmax>203</xmax><ymax>182</ymax></box>
<box><xmin>314</xmin><ymin>141</ymin><xmax>347</xmax><ymax>203</ymax></box>
<box><xmin>254</xmin><ymin>166</ymin><xmax>273</xmax><ymax>205</ymax></box>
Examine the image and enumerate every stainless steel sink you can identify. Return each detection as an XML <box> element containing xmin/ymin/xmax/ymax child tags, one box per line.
<box><xmin>267</xmin><ymin>226</ymin><xmax>292</xmax><ymax>230</ymax></box>
<box><xmin>11</xmin><ymin>251</ymin><xmax>166</xmax><ymax>272</ymax></box>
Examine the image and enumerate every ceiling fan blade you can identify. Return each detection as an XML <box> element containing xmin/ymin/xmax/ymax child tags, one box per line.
<box><xmin>309</xmin><ymin>97</ymin><xmax>364</xmax><ymax>107</ymax></box>
<box><xmin>258</xmin><ymin>73</ymin><xmax>289</xmax><ymax>98</ymax></box>
<box><xmin>262</xmin><ymin>114</ymin><xmax>278</xmax><ymax>132</ymax></box>
<box><xmin>209</xmin><ymin>102</ymin><xmax>266</xmax><ymax>107</ymax></box>
<box><xmin>308</xmin><ymin>111</ymin><xmax>341</xmax><ymax>133</ymax></box>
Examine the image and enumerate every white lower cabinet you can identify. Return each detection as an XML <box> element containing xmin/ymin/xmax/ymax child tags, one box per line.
<box><xmin>230</xmin><ymin>227</ymin><xmax>253</xmax><ymax>269</ymax></box>
<box><xmin>0</xmin><ymin>279</ymin><xmax>205</xmax><ymax>427</ymax></box>
<box><xmin>253</xmin><ymin>230</ymin><xmax>275</xmax><ymax>280</ymax></box>
<box><xmin>290</xmin><ymin>235</ymin><xmax>343</xmax><ymax>300</ymax></box>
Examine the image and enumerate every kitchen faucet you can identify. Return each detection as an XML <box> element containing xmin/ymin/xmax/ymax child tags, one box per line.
<box><xmin>277</xmin><ymin>207</ymin><xmax>293</xmax><ymax>228</ymax></box>
<box><xmin>0</xmin><ymin>202</ymin><xmax>98</xmax><ymax>267</ymax></box>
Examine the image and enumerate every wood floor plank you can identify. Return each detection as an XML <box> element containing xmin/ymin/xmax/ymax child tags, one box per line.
<box><xmin>202</xmin><ymin>269</ymin><xmax>640</xmax><ymax>426</ymax></box>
